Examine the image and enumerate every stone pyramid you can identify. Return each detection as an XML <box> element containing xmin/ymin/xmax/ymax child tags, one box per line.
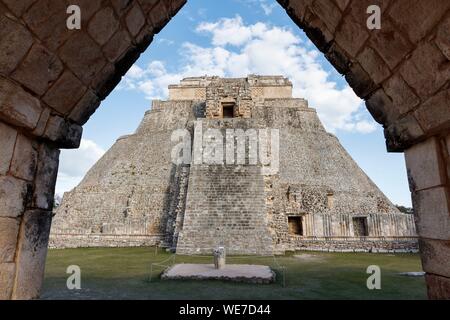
<box><xmin>50</xmin><ymin>76</ymin><xmax>417</xmax><ymax>254</ymax></box>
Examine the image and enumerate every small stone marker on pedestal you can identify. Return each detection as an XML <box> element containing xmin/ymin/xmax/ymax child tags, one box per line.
<box><xmin>213</xmin><ymin>247</ymin><xmax>226</xmax><ymax>269</ymax></box>
<box><xmin>162</xmin><ymin>245</ymin><xmax>275</xmax><ymax>284</ymax></box>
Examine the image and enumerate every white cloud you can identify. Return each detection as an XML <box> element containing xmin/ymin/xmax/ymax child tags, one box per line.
<box><xmin>127</xmin><ymin>64</ymin><xmax>145</xmax><ymax>79</ymax></box>
<box><xmin>197</xmin><ymin>16</ymin><xmax>254</xmax><ymax>46</ymax></box>
<box><xmin>260</xmin><ymin>1</ymin><xmax>277</xmax><ymax>15</ymax></box>
<box><xmin>355</xmin><ymin>120</ymin><xmax>378</xmax><ymax>133</ymax></box>
<box><xmin>234</xmin><ymin>0</ymin><xmax>278</xmax><ymax>16</ymax></box>
<box><xmin>121</xmin><ymin>15</ymin><xmax>377</xmax><ymax>134</ymax></box>
<box><xmin>197</xmin><ymin>8</ymin><xmax>207</xmax><ymax>18</ymax></box>
<box><xmin>55</xmin><ymin>139</ymin><xmax>105</xmax><ymax>195</ymax></box>
<box><xmin>157</xmin><ymin>38</ymin><xmax>175</xmax><ymax>46</ymax></box>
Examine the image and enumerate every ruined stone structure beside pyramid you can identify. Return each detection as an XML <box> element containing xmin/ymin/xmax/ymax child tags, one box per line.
<box><xmin>50</xmin><ymin>76</ymin><xmax>418</xmax><ymax>254</ymax></box>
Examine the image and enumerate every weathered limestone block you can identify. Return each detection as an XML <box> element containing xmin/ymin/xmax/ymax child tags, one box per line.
<box><xmin>91</xmin><ymin>63</ymin><xmax>120</xmax><ymax>100</ymax></box>
<box><xmin>419</xmin><ymin>239</ymin><xmax>450</xmax><ymax>279</ymax></box>
<box><xmin>309</xmin><ymin>0</ymin><xmax>342</xmax><ymax>34</ymax></box>
<box><xmin>356</xmin><ymin>47</ymin><xmax>390</xmax><ymax>85</ymax></box>
<box><xmin>414</xmin><ymin>89</ymin><xmax>450</xmax><ymax>134</ymax></box>
<box><xmin>278</xmin><ymin>0</ymin><xmax>307</xmax><ymax>25</ymax></box>
<box><xmin>11</xmin><ymin>44</ymin><xmax>64</xmax><ymax>96</ymax></box>
<box><xmin>447</xmin><ymin>135</ymin><xmax>450</xmax><ymax>167</ymax></box>
<box><xmin>0</xmin><ymin>176</ymin><xmax>28</xmax><ymax>218</ymax></box>
<box><xmin>384</xmin><ymin>114</ymin><xmax>425</xmax><ymax>152</ymax></box>
<box><xmin>435</xmin><ymin>14</ymin><xmax>450</xmax><ymax>60</ymax></box>
<box><xmin>10</xmin><ymin>134</ymin><xmax>38</xmax><ymax>181</ymax></box>
<box><xmin>405</xmin><ymin>138</ymin><xmax>445</xmax><ymax>192</ymax></box>
<box><xmin>103</xmin><ymin>29</ymin><xmax>132</xmax><ymax>62</ymax></box>
<box><xmin>325</xmin><ymin>42</ymin><xmax>350</xmax><ymax>75</ymax></box>
<box><xmin>335</xmin><ymin>9</ymin><xmax>369</xmax><ymax>56</ymax></box>
<box><xmin>345</xmin><ymin>63</ymin><xmax>376</xmax><ymax>99</ymax></box>
<box><xmin>22</xmin><ymin>0</ymin><xmax>75</xmax><ymax>52</ymax></box>
<box><xmin>12</xmin><ymin>210</ymin><xmax>53</xmax><ymax>300</ymax></box>
<box><xmin>413</xmin><ymin>187</ymin><xmax>450</xmax><ymax>240</ymax></box>
<box><xmin>382</xmin><ymin>74</ymin><xmax>420</xmax><ymax>117</ymax></box>
<box><xmin>400</xmin><ymin>42</ymin><xmax>449</xmax><ymax>98</ymax></box>
<box><xmin>237</xmin><ymin>100</ymin><xmax>252</xmax><ymax>118</ymax></box>
<box><xmin>146</xmin><ymin>0</ymin><xmax>170</xmax><ymax>33</ymax></box>
<box><xmin>161</xmin><ymin>263</ymin><xmax>275</xmax><ymax>283</ymax></box>
<box><xmin>334</xmin><ymin>0</ymin><xmax>349</xmax><ymax>11</ymax></box>
<box><xmin>135</xmin><ymin>25</ymin><xmax>154</xmax><ymax>52</ymax></box>
<box><xmin>59</xmin><ymin>32</ymin><xmax>107</xmax><ymax>86</ymax></box>
<box><xmin>69</xmin><ymin>90</ymin><xmax>101</xmax><ymax>126</ymax></box>
<box><xmin>2</xmin><ymin>0</ymin><xmax>37</xmax><ymax>17</ymax></box>
<box><xmin>301</xmin><ymin>8</ymin><xmax>334</xmax><ymax>53</ymax></box>
<box><xmin>369</xmin><ymin>19</ymin><xmax>413</xmax><ymax>70</ymax></box>
<box><xmin>0</xmin><ymin>77</ymin><xmax>42</xmax><ymax>130</ymax></box>
<box><xmin>22</xmin><ymin>0</ymin><xmax>70</xmax><ymax>51</ymax></box>
<box><xmin>365</xmin><ymin>89</ymin><xmax>397</xmax><ymax>126</ymax></box>
<box><xmin>0</xmin><ymin>217</ymin><xmax>20</xmax><ymax>262</ymax></box>
<box><xmin>388</xmin><ymin>0</ymin><xmax>450</xmax><ymax>43</ymax></box>
<box><xmin>43</xmin><ymin>116</ymin><xmax>83</xmax><ymax>148</ymax></box>
<box><xmin>111</xmin><ymin>0</ymin><xmax>134</xmax><ymax>13</ymax></box>
<box><xmin>0</xmin><ymin>262</ymin><xmax>15</xmax><ymax>300</ymax></box>
<box><xmin>0</xmin><ymin>122</ymin><xmax>17</xmax><ymax>175</ymax></box>
<box><xmin>42</xmin><ymin>70</ymin><xmax>86</xmax><ymax>115</ymax></box>
<box><xmin>205</xmin><ymin>100</ymin><xmax>221</xmax><ymax>118</ymax></box>
<box><xmin>32</xmin><ymin>144</ymin><xmax>60</xmax><ymax>210</ymax></box>
<box><xmin>88</xmin><ymin>7</ymin><xmax>119</xmax><ymax>46</ymax></box>
<box><xmin>138</xmin><ymin>0</ymin><xmax>162</xmax><ymax>15</ymax></box>
<box><xmin>31</xmin><ymin>107</ymin><xmax>50</xmax><ymax>137</ymax></box>
<box><xmin>426</xmin><ymin>274</ymin><xmax>450</xmax><ymax>300</ymax></box>
<box><xmin>0</xmin><ymin>14</ymin><xmax>33</xmax><ymax>75</ymax></box>
<box><xmin>126</xmin><ymin>4</ymin><xmax>146</xmax><ymax>36</ymax></box>
<box><xmin>164</xmin><ymin>0</ymin><xmax>187</xmax><ymax>12</ymax></box>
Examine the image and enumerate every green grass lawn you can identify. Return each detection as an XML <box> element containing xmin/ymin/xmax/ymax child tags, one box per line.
<box><xmin>41</xmin><ymin>247</ymin><xmax>426</xmax><ymax>300</ymax></box>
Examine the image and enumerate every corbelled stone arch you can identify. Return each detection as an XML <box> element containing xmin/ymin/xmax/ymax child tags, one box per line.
<box><xmin>0</xmin><ymin>0</ymin><xmax>448</xmax><ymax>299</ymax></box>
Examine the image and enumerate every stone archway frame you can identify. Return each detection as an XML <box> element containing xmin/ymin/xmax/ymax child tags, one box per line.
<box><xmin>0</xmin><ymin>0</ymin><xmax>449</xmax><ymax>299</ymax></box>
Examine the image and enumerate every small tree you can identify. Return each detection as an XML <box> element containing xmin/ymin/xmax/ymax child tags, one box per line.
<box><xmin>395</xmin><ymin>205</ymin><xmax>413</xmax><ymax>214</ymax></box>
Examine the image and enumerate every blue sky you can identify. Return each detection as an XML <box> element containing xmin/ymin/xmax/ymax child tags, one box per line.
<box><xmin>56</xmin><ymin>0</ymin><xmax>412</xmax><ymax>206</ymax></box>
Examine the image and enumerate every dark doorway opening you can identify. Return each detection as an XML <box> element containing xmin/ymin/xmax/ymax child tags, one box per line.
<box><xmin>222</xmin><ymin>103</ymin><xmax>235</xmax><ymax>118</ymax></box>
<box><xmin>353</xmin><ymin>217</ymin><xmax>368</xmax><ymax>236</ymax></box>
<box><xmin>288</xmin><ymin>216</ymin><xmax>303</xmax><ymax>235</ymax></box>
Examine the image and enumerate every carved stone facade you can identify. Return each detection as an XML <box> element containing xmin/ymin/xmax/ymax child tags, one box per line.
<box><xmin>50</xmin><ymin>76</ymin><xmax>418</xmax><ymax>255</ymax></box>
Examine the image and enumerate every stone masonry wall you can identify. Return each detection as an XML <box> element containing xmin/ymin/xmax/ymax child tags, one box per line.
<box><xmin>50</xmin><ymin>100</ymin><xmax>197</xmax><ymax>248</ymax></box>
<box><xmin>292</xmin><ymin>238</ymin><xmax>419</xmax><ymax>253</ymax></box>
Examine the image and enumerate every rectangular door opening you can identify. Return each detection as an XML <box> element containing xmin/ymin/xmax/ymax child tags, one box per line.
<box><xmin>288</xmin><ymin>216</ymin><xmax>303</xmax><ymax>236</ymax></box>
<box><xmin>353</xmin><ymin>217</ymin><xmax>368</xmax><ymax>236</ymax></box>
<box><xmin>222</xmin><ymin>103</ymin><xmax>235</xmax><ymax>118</ymax></box>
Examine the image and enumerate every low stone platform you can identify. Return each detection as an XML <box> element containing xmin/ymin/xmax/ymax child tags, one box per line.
<box><xmin>161</xmin><ymin>264</ymin><xmax>275</xmax><ymax>284</ymax></box>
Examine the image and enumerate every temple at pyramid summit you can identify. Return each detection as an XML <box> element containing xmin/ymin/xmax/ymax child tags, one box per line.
<box><xmin>50</xmin><ymin>76</ymin><xmax>418</xmax><ymax>254</ymax></box>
